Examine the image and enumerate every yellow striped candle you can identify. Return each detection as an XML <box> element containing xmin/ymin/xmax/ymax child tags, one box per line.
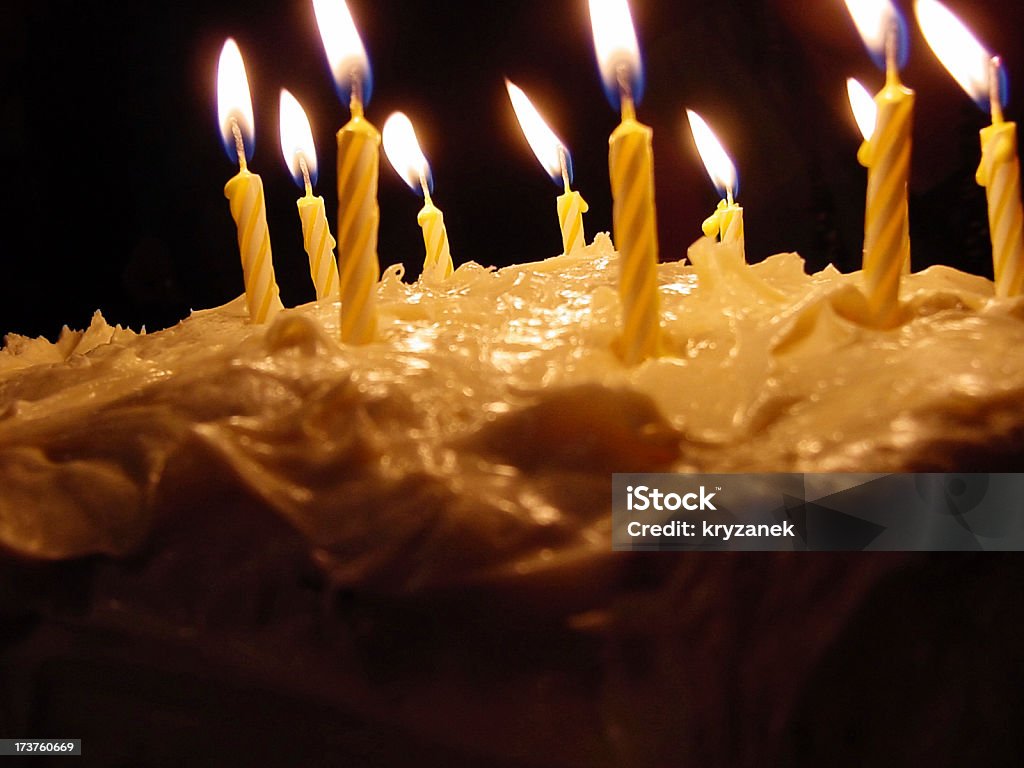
<box><xmin>505</xmin><ymin>80</ymin><xmax>589</xmax><ymax>255</ymax></box>
<box><xmin>297</xmin><ymin>195</ymin><xmax>339</xmax><ymax>300</ymax></box>
<box><xmin>217</xmin><ymin>39</ymin><xmax>283</xmax><ymax>325</ymax></box>
<box><xmin>556</xmin><ymin>186</ymin><xmax>589</xmax><ymax>255</ymax></box>
<box><xmin>279</xmin><ymin>89</ymin><xmax>339</xmax><ymax>301</ymax></box>
<box><xmin>608</xmin><ymin>99</ymin><xmax>660</xmax><ymax>364</ymax></box>
<box><xmin>860</xmin><ymin>70</ymin><xmax>913</xmax><ymax>319</ymax></box>
<box><xmin>844</xmin><ymin>0</ymin><xmax>914</xmax><ymax>323</ymax></box>
<box><xmin>978</xmin><ymin>113</ymin><xmax>1024</xmax><ymax>296</ymax></box>
<box><xmin>417</xmin><ymin>193</ymin><xmax>453</xmax><ymax>281</ymax></box>
<box><xmin>590</xmin><ymin>0</ymin><xmax>660</xmax><ymax>365</ymax></box>
<box><xmin>335</xmin><ymin>102</ymin><xmax>380</xmax><ymax>341</ymax></box>
<box><xmin>847</xmin><ymin>77</ymin><xmax>911</xmax><ymax>276</ymax></box>
<box><xmin>701</xmin><ymin>199</ymin><xmax>744</xmax><ymax>245</ymax></box>
<box><xmin>314</xmin><ymin>0</ymin><xmax>379</xmax><ymax>342</ymax></box>
<box><xmin>915</xmin><ymin>0</ymin><xmax>1024</xmax><ymax>296</ymax></box>
<box><xmin>382</xmin><ymin>112</ymin><xmax>454</xmax><ymax>283</ymax></box>
<box><xmin>223</xmin><ymin>169</ymin><xmax>283</xmax><ymax>323</ymax></box>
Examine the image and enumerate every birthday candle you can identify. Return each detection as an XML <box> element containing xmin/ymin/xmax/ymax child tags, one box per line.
<box><xmin>702</xmin><ymin>200</ymin><xmax>744</xmax><ymax>246</ymax></box>
<box><xmin>505</xmin><ymin>80</ymin><xmax>589</xmax><ymax>255</ymax></box>
<box><xmin>915</xmin><ymin>0</ymin><xmax>1023</xmax><ymax>297</ymax></box>
<box><xmin>382</xmin><ymin>112</ymin><xmax>454</xmax><ymax>283</ymax></box>
<box><xmin>298</xmin><ymin>187</ymin><xmax>340</xmax><ymax>300</ymax></box>
<box><xmin>314</xmin><ymin>0</ymin><xmax>380</xmax><ymax>343</ymax></box>
<box><xmin>844</xmin><ymin>0</ymin><xmax>914</xmax><ymax>323</ymax></box>
<box><xmin>978</xmin><ymin>76</ymin><xmax>1024</xmax><ymax>297</ymax></box>
<box><xmin>216</xmin><ymin>39</ymin><xmax>283</xmax><ymax>325</ymax></box>
<box><xmin>417</xmin><ymin>196</ymin><xmax>453</xmax><ymax>281</ymax></box>
<box><xmin>556</xmin><ymin>185</ymin><xmax>589</xmax><ymax>256</ymax></box>
<box><xmin>589</xmin><ymin>0</ymin><xmax>660</xmax><ymax>364</ymax></box>
<box><xmin>279</xmin><ymin>89</ymin><xmax>339</xmax><ymax>301</ymax></box>
<box><xmin>846</xmin><ymin>77</ymin><xmax>911</xmax><ymax>275</ymax></box>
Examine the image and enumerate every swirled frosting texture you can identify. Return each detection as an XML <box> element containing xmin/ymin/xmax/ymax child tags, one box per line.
<box><xmin>2</xmin><ymin>234</ymin><xmax>1023</xmax><ymax>580</ymax></box>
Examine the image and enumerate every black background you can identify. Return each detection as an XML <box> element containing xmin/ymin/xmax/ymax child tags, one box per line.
<box><xmin>1</xmin><ymin>0</ymin><xmax>1022</xmax><ymax>339</ymax></box>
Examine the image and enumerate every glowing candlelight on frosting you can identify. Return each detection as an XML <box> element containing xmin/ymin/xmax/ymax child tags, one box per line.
<box><xmin>314</xmin><ymin>0</ymin><xmax>379</xmax><ymax>343</ymax></box>
<box><xmin>915</xmin><ymin>0</ymin><xmax>1023</xmax><ymax>297</ymax></box>
<box><xmin>506</xmin><ymin>80</ymin><xmax>589</xmax><ymax>255</ymax></box>
<box><xmin>382</xmin><ymin>112</ymin><xmax>454</xmax><ymax>283</ymax></box>
<box><xmin>216</xmin><ymin>38</ymin><xmax>283</xmax><ymax>324</ymax></box>
<box><xmin>844</xmin><ymin>0</ymin><xmax>914</xmax><ymax>324</ymax></box>
<box><xmin>279</xmin><ymin>89</ymin><xmax>339</xmax><ymax>302</ymax></box>
<box><xmin>687</xmin><ymin>109</ymin><xmax>744</xmax><ymax>251</ymax></box>
<box><xmin>588</xmin><ymin>0</ymin><xmax>660</xmax><ymax>364</ymax></box>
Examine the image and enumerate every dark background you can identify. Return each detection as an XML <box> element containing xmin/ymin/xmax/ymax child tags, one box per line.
<box><xmin>1</xmin><ymin>0</ymin><xmax>1022</xmax><ymax>339</ymax></box>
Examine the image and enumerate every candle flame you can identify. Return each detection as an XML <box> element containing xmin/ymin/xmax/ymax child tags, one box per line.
<box><xmin>217</xmin><ymin>38</ymin><xmax>255</xmax><ymax>163</ymax></box>
<box><xmin>588</xmin><ymin>0</ymin><xmax>644</xmax><ymax>108</ymax></box>
<box><xmin>505</xmin><ymin>80</ymin><xmax>572</xmax><ymax>186</ymax></box>
<box><xmin>846</xmin><ymin>77</ymin><xmax>877</xmax><ymax>139</ymax></box>
<box><xmin>279</xmin><ymin>89</ymin><xmax>318</xmax><ymax>189</ymax></box>
<box><xmin>843</xmin><ymin>0</ymin><xmax>909</xmax><ymax>71</ymax></box>
<box><xmin>915</xmin><ymin>0</ymin><xmax>1007</xmax><ymax>112</ymax></box>
<box><xmin>686</xmin><ymin>110</ymin><xmax>738</xmax><ymax>200</ymax></box>
<box><xmin>313</xmin><ymin>0</ymin><xmax>373</xmax><ymax>106</ymax></box>
<box><xmin>382</xmin><ymin>112</ymin><xmax>434</xmax><ymax>196</ymax></box>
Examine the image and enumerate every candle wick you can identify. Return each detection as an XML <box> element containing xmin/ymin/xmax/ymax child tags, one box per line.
<box><xmin>726</xmin><ymin>187</ymin><xmax>734</xmax><ymax>207</ymax></box>
<box><xmin>990</xmin><ymin>57</ymin><xmax>1005</xmax><ymax>125</ymax></box>
<box><xmin>419</xmin><ymin>171</ymin><xmax>432</xmax><ymax>205</ymax></box>
<box><xmin>616</xmin><ymin>63</ymin><xmax>636</xmax><ymax>121</ymax></box>
<box><xmin>884</xmin><ymin>17</ymin><xmax>899</xmax><ymax>86</ymax></box>
<box><xmin>620</xmin><ymin>93</ymin><xmax>636</xmax><ymax>122</ymax></box>
<box><xmin>558</xmin><ymin>146</ymin><xmax>571</xmax><ymax>193</ymax></box>
<box><xmin>299</xmin><ymin>154</ymin><xmax>313</xmax><ymax>196</ymax></box>
<box><xmin>230</xmin><ymin>118</ymin><xmax>247</xmax><ymax>171</ymax></box>
<box><xmin>349</xmin><ymin>73</ymin><xmax>364</xmax><ymax>118</ymax></box>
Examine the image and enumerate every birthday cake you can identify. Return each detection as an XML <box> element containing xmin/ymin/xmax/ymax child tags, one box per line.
<box><xmin>1</xmin><ymin>236</ymin><xmax>1022</xmax><ymax>766</ymax></box>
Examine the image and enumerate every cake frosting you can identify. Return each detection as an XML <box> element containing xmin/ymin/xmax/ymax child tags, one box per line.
<box><xmin>2</xmin><ymin>235</ymin><xmax>1023</xmax><ymax>766</ymax></box>
<box><xmin>2</xmin><ymin>233</ymin><xmax>1023</xmax><ymax>573</ymax></box>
